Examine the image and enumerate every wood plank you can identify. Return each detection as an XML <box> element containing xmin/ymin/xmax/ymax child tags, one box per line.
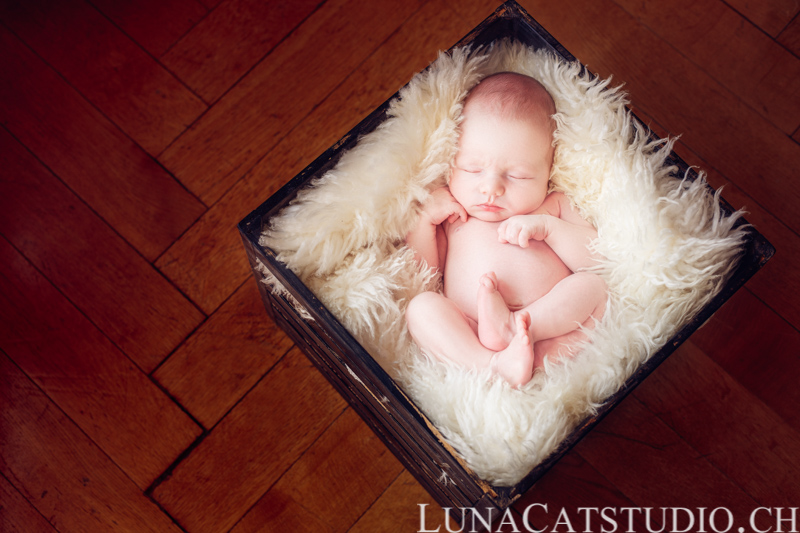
<box><xmin>509</xmin><ymin>0</ymin><xmax>800</xmax><ymax>234</ymax></box>
<box><xmin>158</xmin><ymin>0</ymin><xmax>425</xmax><ymax>206</ymax></box>
<box><xmin>724</xmin><ymin>0</ymin><xmax>799</xmax><ymax>37</ymax></box>
<box><xmin>0</xmin><ymin>127</ymin><xmax>204</xmax><ymax>371</ymax></box>
<box><xmin>0</xmin><ymin>0</ymin><xmax>207</xmax><ymax>156</ymax></box>
<box><xmin>691</xmin><ymin>289</ymin><xmax>800</xmax><ymax>429</ymax></box>
<box><xmin>156</xmin><ymin>0</ymin><xmax>464</xmax><ymax>313</ymax></box>
<box><xmin>695</xmin><ymin>167</ymin><xmax>800</xmax><ymax>327</ymax></box>
<box><xmin>155</xmin><ymin>183</ymin><xmax>257</xmax><ymax>315</ymax></box>
<box><xmin>1</xmin><ymin>474</ymin><xmax>59</xmax><ymax>533</ymax></box>
<box><xmin>151</xmin><ymin>347</ymin><xmax>348</xmax><ymax>533</ymax></box>
<box><xmin>575</xmin><ymin>395</ymin><xmax>770</xmax><ymax>530</ymax></box>
<box><xmin>0</xmin><ymin>354</ymin><xmax>185</xmax><ymax>533</ymax></box>
<box><xmin>195</xmin><ymin>0</ymin><xmax>222</xmax><ymax>9</ymax></box>
<box><xmin>516</xmin><ymin>452</ymin><xmax>651</xmax><ymax>532</ymax></box>
<box><xmin>778</xmin><ymin>13</ymin><xmax>800</xmax><ymax>58</ymax></box>
<box><xmin>634</xmin><ymin>340</ymin><xmax>800</xmax><ymax>506</ymax></box>
<box><xmin>611</xmin><ymin>0</ymin><xmax>800</xmax><ymax>134</ymax></box>
<box><xmin>89</xmin><ymin>0</ymin><xmax>208</xmax><ymax>58</ymax></box>
<box><xmin>347</xmin><ymin>470</ymin><xmax>457</xmax><ymax>533</ymax></box>
<box><xmin>231</xmin><ymin>490</ymin><xmax>333</xmax><ymax>533</ymax></box>
<box><xmin>0</xmin><ymin>235</ymin><xmax>202</xmax><ymax>490</ymax></box>
<box><xmin>595</xmin><ymin>80</ymin><xmax>800</xmax><ymax>514</ymax></box>
<box><xmin>0</xmin><ymin>25</ymin><xmax>206</xmax><ymax>262</ymax></box>
<box><xmin>230</xmin><ymin>408</ymin><xmax>403</xmax><ymax>532</ymax></box>
<box><xmin>161</xmin><ymin>0</ymin><xmax>320</xmax><ymax>103</ymax></box>
<box><xmin>153</xmin><ymin>280</ymin><xmax>294</xmax><ymax>428</ymax></box>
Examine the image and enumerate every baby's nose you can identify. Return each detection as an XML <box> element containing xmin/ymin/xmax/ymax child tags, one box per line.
<box><xmin>480</xmin><ymin>173</ymin><xmax>504</xmax><ymax>198</ymax></box>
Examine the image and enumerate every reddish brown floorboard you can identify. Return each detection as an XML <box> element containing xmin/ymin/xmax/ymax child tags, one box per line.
<box><xmin>1</xmin><ymin>0</ymin><xmax>799</xmax><ymax>531</ymax></box>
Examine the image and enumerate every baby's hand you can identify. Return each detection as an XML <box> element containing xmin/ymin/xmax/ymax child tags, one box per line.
<box><xmin>498</xmin><ymin>215</ymin><xmax>549</xmax><ymax>248</ymax></box>
<box><xmin>421</xmin><ymin>187</ymin><xmax>468</xmax><ymax>226</ymax></box>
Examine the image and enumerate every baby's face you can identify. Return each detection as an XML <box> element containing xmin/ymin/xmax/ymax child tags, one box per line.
<box><xmin>450</xmin><ymin>105</ymin><xmax>553</xmax><ymax>222</ymax></box>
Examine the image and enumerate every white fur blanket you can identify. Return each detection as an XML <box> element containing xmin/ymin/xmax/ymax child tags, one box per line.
<box><xmin>260</xmin><ymin>41</ymin><xmax>747</xmax><ymax>486</ymax></box>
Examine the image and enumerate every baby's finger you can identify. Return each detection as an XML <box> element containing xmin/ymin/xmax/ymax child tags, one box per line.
<box><xmin>497</xmin><ymin>221</ymin><xmax>510</xmax><ymax>243</ymax></box>
<box><xmin>457</xmin><ymin>203</ymin><xmax>468</xmax><ymax>222</ymax></box>
<box><xmin>504</xmin><ymin>226</ymin><xmax>520</xmax><ymax>245</ymax></box>
<box><xmin>448</xmin><ymin>203</ymin><xmax>466</xmax><ymax>223</ymax></box>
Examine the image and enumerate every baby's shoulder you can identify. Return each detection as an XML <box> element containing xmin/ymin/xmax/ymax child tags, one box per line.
<box><xmin>544</xmin><ymin>191</ymin><xmax>594</xmax><ymax>227</ymax></box>
<box><xmin>544</xmin><ymin>191</ymin><xmax>569</xmax><ymax>204</ymax></box>
<box><xmin>535</xmin><ymin>191</ymin><xmax>569</xmax><ymax>216</ymax></box>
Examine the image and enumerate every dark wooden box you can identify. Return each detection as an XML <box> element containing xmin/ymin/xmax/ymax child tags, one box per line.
<box><xmin>238</xmin><ymin>1</ymin><xmax>774</xmax><ymax>528</ymax></box>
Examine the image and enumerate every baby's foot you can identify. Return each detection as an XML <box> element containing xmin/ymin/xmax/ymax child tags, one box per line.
<box><xmin>477</xmin><ymin>272</ymin><xmax>516</xmax><ymax>351</ymax></box>
<box><xmin>490</xmin><ymin>313</ymin><xmax>534</xmax><ymax>387</ymax></box>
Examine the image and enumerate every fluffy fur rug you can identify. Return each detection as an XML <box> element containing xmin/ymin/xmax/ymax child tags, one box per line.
<box><xmin>260</xmin><ymin>41</ymin><xmax>747</xmax><ymax>486</ymax></box>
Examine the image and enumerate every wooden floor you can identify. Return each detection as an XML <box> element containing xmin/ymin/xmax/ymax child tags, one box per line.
<box><xmin>1</xmin><ymin>0</ymin><xmax>799</xmax><ymax>531</ymax></box>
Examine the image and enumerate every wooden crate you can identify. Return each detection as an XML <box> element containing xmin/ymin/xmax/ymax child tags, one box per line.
<box><xmin>238</xmin><ymin>1</ymin><xmax>775</xmax><ymax>529</ymax></box>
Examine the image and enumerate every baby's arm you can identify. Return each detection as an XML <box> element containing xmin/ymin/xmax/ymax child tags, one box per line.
<box><xmin>406</xmin><ymin>187</ymin><xmax>467</xmax><ymax>271</ymax></box>
<box><xmin>498</xmin><ymin>192</ymin><xmax>601</xmax><ymax>272</ymax></box>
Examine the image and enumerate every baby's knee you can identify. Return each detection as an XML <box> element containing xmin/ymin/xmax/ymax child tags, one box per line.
<box><xmin>583</xmin><ymin>272</ymin><xmax>608</xmax><ymax>316</ymax></box>
<box><xmin>574</xmin><ymin>271</ymin><xmax>606</xmax><ymax>287</ymax></box>
<box><xmin>406</xmin><ymin>291</ymin><xmax>443</xmax><ymax>329</ymax></box>
<box><xmin>574</xmin><ymin>272</ymin><xmax>608</xmax><ymax>297</ymax></box>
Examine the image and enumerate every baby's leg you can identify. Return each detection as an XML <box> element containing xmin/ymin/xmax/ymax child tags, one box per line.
<box><xmin>476</xmin><ymin>272</ymin><xmax>516</xmax><ymax>351</ymax></box>
<box><xmin>477</xmin><ymin>272</ymin><xmax>606</xmax><ymax>349</ymax></box>
<box><xmin>406</xmin><ymin>291</ymin><xmax>535</xmax><ymax>386</ymax></box>
<box><xmin>523</xmin><ymin>272</ymin><xmax>607</xmax><ymax>344</ymax></box>
<box><xmin>533</xmin><ymin>327</ymin><xmax>590</xmax><ymax>370</ymax></box>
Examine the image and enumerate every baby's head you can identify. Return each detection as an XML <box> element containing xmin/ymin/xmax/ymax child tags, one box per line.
<box><xmin>450</xmin><ymin>72</ymin><xmax>556</xmax><ymax>221</ymax></box>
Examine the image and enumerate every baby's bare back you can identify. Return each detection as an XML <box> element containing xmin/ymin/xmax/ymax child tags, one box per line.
<box><xmin>443</xmin><ymin>217</ymin><xmax>571</xmax><ymax>321</ymax></box>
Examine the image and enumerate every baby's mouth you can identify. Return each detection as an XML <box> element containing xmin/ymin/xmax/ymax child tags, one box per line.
<box><xmin>477</xmin><ymin>203</ymin><xmax>503</xmax><ymax>212</ymax></box>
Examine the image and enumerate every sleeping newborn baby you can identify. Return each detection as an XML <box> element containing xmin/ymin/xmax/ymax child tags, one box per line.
<box><xmin>405</xmin><ymin>72</ymin><xmax>607</xmax><ymax>387</ymax></box>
